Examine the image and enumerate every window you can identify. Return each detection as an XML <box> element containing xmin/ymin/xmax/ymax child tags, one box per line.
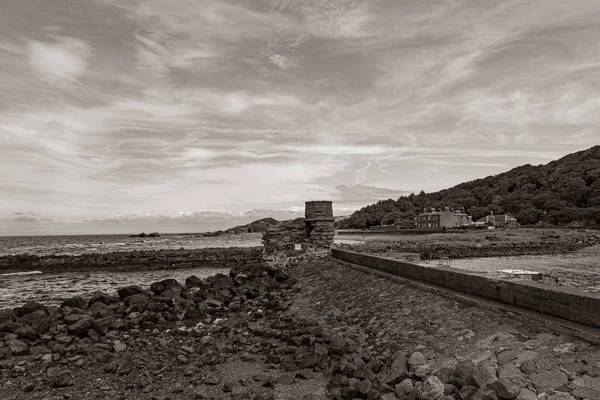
<box><xmin>428</xmin><ymin>223</ymin><xmax>431</xmax><ymax>228</ymax></box>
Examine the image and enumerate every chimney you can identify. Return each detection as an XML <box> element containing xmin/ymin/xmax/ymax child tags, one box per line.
<box><xmin>445</xmin><ymin>206</ymin><xmax>450</xmax><ymax>212</ymax></box>
<box><xmin>431</xmin><ymin>207</ymin><xmax>435</xmax><ymax>213</ymax></box>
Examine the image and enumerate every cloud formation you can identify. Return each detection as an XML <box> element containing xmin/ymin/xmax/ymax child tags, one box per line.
<box><xmin>1</xmin><ymin>0</ymin><xmax>600</xmax><ymax>234</ymax></box>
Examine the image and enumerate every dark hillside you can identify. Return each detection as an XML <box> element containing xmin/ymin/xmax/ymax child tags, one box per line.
<box><xmin>341</xmin><ymin>145</ymin><xmax>600</xmax><ymax>229</ymax></box>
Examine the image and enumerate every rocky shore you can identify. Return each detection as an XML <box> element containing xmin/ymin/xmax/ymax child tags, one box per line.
<box><xmin>340</xmin><ymin>232</ymin><xmax>600</xmax><ymax>260</ymax></box>
<box><xmin>0</xmin><ymin>247</ymin><xmax>263</xmax><ymax>274</ymax></box>
<box><xmin>2</xmin><ymin>257</ymin><xmax>600</xmax><ymax>399</ymax></box>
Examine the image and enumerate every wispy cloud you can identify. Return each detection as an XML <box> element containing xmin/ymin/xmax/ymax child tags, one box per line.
<box><xmin>2</xmin><ymin>0</ymin><xmax>600</xmax><ymax>233</ymax></box>
<box><xmin>26</xmin><ymin>36</ymin><xmax>93</xmax><ymax>85</ymax></box>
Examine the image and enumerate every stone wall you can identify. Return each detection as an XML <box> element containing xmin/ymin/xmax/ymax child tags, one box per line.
<box><xmin>332</xmin><ymin>248</ymin><xmax>600</xmax><ymax>329</ymax></box>
<box><xmin>262</xmin><ymin>201</ymin><xmax>335</xmax><ymax>266</ymax></box>
<box><xmin>0</xmin><ymin>247</ymin><xmax>264</xmax><ymax>274</ymax></box>
<box><xmin>305</xmin><ymin>200</ymin><xmax>334</xmax><ymax>220</ymax></box>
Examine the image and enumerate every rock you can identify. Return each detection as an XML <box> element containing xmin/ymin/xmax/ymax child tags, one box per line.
<box><xmin>516</xmin><ymin>388</ymin><xmax>536</xmax><ymax>400</ymax></box>
<box><xmin>204</xmin><ymin>372</ymin><xmax>220</xmax><ymax>385</ymax></box>
<box><xmin>15</xmin><ymin>301</ymin><xmax>47</xmax><ymax>317</ymax></box>
<box><xmin>488</xmin><ymin>379</ymin><xmax>519</xmax><ymax>399</ymax></box>
<box><xmin>61</xmin><ymin>296</ymin><xmax>87</xmax><ymax>310</ymax></box>
<box><xmin>210</xmin><ymin>273</ymin><xmax>234</xmax><ymax>290</ymax></box>
<box><xmin>546</xmin><ymin>393</ymin><xmax>575</xmax><ymax>400</ymax></box>
<box><xmin>468</xmin><ymin>364</ymin><xmax>497</xmax><ymax>388</ymax></box>
<box><xmin>64</xmin><ymin>313</ymin><xmax>91</xmax><ymax>324</ymax></box>
<box><xmin>529</xmin><ymin>369</ymin><xmax>568</xmax><ymax>392</ymax></box>
<box><xmin>15</xmin><ymin>324</ymin><xmax>37</xmax><ymax>340</ymax></box>
<box><xmin>19</xmin><ymin>310</ymin><xmax>52</xmax><ymax>335</ymax></box>
<box><xmin>497</xmin><ymin>364</ymin><xmax>523</xmax><ymax>380</ymax></box>
<box><xmin>184</xmin><ymin>306</ymin><xmax>204</xmax><ymax>320</ymax></box>
<box><xmin>418</xmin><ymin>376</ymin><xmax>445</xmax><ymax>400</ymax></box>
<box><xmin>395</xmin><ymin>379</ymin><xmax>414</xmax><ymax>397</ymax></box>
<box><xmin>50</xmin><ymin>370</ymin><xmax>74</xmax><ymax>388</ymax></box>
<box><xmin>459</xmin><ymin>385</ymin><xmax>478</xmax><ymax>399</ymax></box>
<box><xmin>408</xmin><ymin>352</ymin><xmax>426</xmax><ymax>371</ymax></box>
<box><xmin>150</xmin><ymin>278</ymin><xmax>181</xmax><ymax>294</ymax></box>
<box><xmin>385</xmin><ymin>352</ymin><xmax>410</xmax><ymax>385</ymax></box>
<box><xmin>356</xmin><ymin>378</ymin><xmax>372</xmax><ymax>395</ymax></box>
<box><xmin>89</xmin><ymin>301</ymin><xmax>114</xmax><ymax>318</ymax></box>
<box><xmin>472</xmin><ymin>388</ymin><xmax>498</xmax><ymax>400</ymax></box>
<box><xmin>273</xmin><ymin>268</ymin><xmax>289</xmax><ymax>282</ymax></box>
<box><xmin>89</xmin><ymin>291</ymin><xmax>119</xmax><ymax>306</ymax></box>
<box><xmin>186</xmin><ymin>275</ymin><xmax>208</xmax><ymax>290</ymax></box>
<box><xmin>6</xmin><ymin>339</ymin><xmax>29</xmax><ymax>356</ymax></box>
<box><xmin>67</xmin><ymin>317</ymin><xmax>93</xmax><ymax>336</ymax></box>
<box><xmin>329</xmin><ymin>334</ymin><xmax>347</xmax><ymax>355</ymax></box>
<box><xmin>0</xmin><ymin>309</ymin><xmax>15</xmax><ymax>322</ymax></box>
<box><xmin>124</xmin><ymin>293</ymin><xmax>150</xmax><ymax>306</ymax></box>
<box><xmin>194</xmin><ymin>388</ymin><xmax>209</xmax><ymax>399</ymax></box>
<box><xmin>117</xmin><ymin>285</ymin><xmax>146</xmax><ymax>300</ymax></box>
<box><xmin>277</xmin><ymin>375</ymin><xmax>295</xmax><ymax>385</ymax></box>
<box><xmin>380</xmin><ymin>394</ymin><xmax>397</xmax><ymax>400</ymax></box>
<box><xmin>113</xmin><ymin>340</ymin><xmax>127</xmax><ymax>354</ymax></box>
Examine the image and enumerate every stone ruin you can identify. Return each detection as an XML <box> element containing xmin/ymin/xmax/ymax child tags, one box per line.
<box><xmin>262</xmin><ymin>201</ymin><xmax>335</xmax><ymax>266</ymax></box>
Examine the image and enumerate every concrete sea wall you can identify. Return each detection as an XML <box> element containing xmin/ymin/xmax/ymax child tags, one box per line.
<box><xmin>331</xmin><ymin>248</ymin><xmax>600</xmax><ymax>329</ymax></box>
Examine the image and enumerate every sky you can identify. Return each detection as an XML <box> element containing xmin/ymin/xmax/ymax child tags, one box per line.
<box><xmin>1</xmin><ymin>0</ymin><xmax>600</xmax><ymax>235</ymax></box>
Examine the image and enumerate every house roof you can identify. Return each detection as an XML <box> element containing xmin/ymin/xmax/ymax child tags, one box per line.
<box><xmin>475</xmin><ymin>214</ymin><xmax>517</xmax><ymax>223</ymax></box>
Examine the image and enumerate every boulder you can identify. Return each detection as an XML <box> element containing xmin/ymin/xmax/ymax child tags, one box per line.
<box><xmin>60</xmin><ymin>296</ymin><xmax>87</xmax><ymax>310</ymax></box>
<box><xmin>529</xmin><ymin>369</ymin><xmax>568</xmax><ymax>393</ymax></box>
<box><xmin>89</xmin><ymin>301</ymin><xmax>114</xmax><ymax>318</ymax></box>
<box><xmin>15</xmin><ymin>301</ymin><xmax>47</xmax><ymax>317</ymax></box>
<box><xmin>395</xmin><ymin>379</ymin><xmax>414</xmax><ymax>397</ymax></box>
<box><xmin>468</xmin><ymin>363</ymin><xmax>497</xmax><ymax>388</ymax></box>
<box><xmin>6</xmin><ymin>338</ymin><xmax>30</xmax><ymax>356</ymax></box>
<box><xmin>20</xmin><ymin>309</ymin><xmax>52</xmax><ymax>335</ymax></box>
<box><xmin>124</xmin><ymin>293</ymin><xmax>150</xmax><ymax>306</ymax></box>
<box><xmin>67</xmin><ymin>317</ymin><xmax>93</xmax><ymax>336</ymax></box>
<box><xmin>210</xmin><ymin>273</ymin><xmax>234</xmax><ymax>290</ymax></box>
<box><xmin>418</xmin><ymin>376</ymin><xmax>445</xmax><ymax>400</ymax></box>
<box><xmin>50</xmin><ymin>370</ymin><xmax>74</xmax><ymax>388</ymax></box>
<box><xmin>408</xmin><ymin>352</ymin><xmax>427</xmax><ymax>371</ymax></box>
<box><xmin>0</xmin><ymin>309</ymin><xmax>15</xmax><ymax>322</ymax></box>
<box><xmin>488</xmin><ymin>379</ymin><xmax>519</xmax><ymax>399</ymax></box>
<box><xmin>186</xmin><ymin>275</ymin><xmax>208</xmax><ymax>290</ymax></box>
<box><xmin>150</xmin><ymin>278</ymin><xmax>181</xmax><ymax>294</ymax></box>
<box><xmin>273</xmin><ymin>268</ymin><xmax>290</xmax><ymax>282</ymax></box>
<box><xmin>15</xmin><ymin>325</ymin><xmax>37</xmax><ymax>341</ymax></box>
<box><xmin>384</xmin><ymin>352</ymin><xmax>410</xmax><ymax>385</ymax></box>
<box><xmin>64</xmin><ymin>313</ymin><xmax>91</xmax><ymax>324</ymax></box>
<box><xmin>88</xmin><ymin>291</ymin><xmax>119</xmax><ymax>307</ymax></box>
<box><xmin>329</xmin><ymin>334</ymin><xmax>347</xmax><ymax>356</ymax></box>
<box><xmin>117</xmin><ymin>285</ymin><xmax>146</xmax><ymax>300</ymax></box>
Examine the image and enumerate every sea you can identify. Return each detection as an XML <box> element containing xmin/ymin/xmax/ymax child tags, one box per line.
<box><xmin>0</xmin><ymin>233</ymin><xmax>263</xmax><ymax>309</ymax></box>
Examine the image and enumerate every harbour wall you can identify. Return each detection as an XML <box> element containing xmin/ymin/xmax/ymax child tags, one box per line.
<box><xmin>331</xmin><ymin>248</ymin><xmax>600</xmax><ymax>329</ymax></box>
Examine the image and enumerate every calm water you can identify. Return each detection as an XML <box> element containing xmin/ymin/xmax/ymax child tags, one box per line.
<box><xmin>0</xmin><ymin>233</ymin><xmax>262</xmax><ymax>309</ymax></box>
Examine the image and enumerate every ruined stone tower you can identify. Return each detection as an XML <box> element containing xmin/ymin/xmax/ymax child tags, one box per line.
<box><xmin>262</xmin><ymin>200</ymin><xmax>336</xmax><ymax>260</ymax></box>
<box><xmin>303</xmin><ymin>200</ymin><xmax>335</xmax><ymax>250</ymax></box>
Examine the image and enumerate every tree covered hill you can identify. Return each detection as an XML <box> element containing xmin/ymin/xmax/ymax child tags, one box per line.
<box><xmin>340</xmin><ymin>145</ymin><xmax>600</xmax><ymax>229</ymax></box>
